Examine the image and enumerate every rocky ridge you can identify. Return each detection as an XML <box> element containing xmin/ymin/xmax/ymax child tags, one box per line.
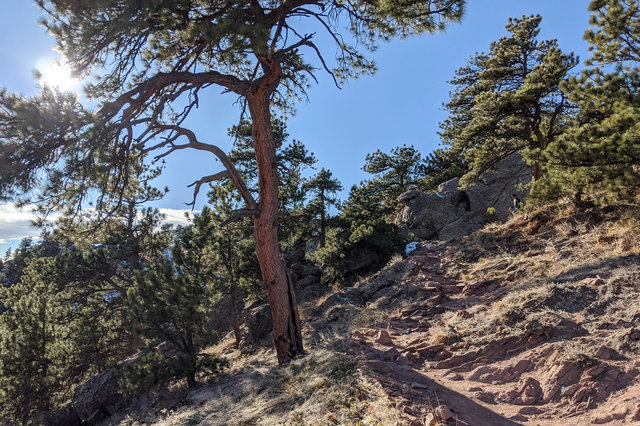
<box><xmin>395</xmin><ymin>153</ymin><xmax>530</xmax><ymax>241</ymax></box>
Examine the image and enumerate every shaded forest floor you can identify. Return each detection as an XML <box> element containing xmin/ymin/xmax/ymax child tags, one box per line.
<box><xmin>108</xmin><ymin>203</ymin><xmax>640</xmax><ymax>425</ymax></box>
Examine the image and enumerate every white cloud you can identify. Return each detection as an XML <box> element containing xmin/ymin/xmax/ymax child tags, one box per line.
<box><xmin>0</xmin><ymin>203</ymin><xmax>41</xmax><ymax>244</ymax></box>
<box><xmin>0</xmin><ymin>204</ymin><xmax>197</xmax><ymax>247</ymax></box>
<box><xmin>158</xmin><ymin>208</ymin><xmax>196</xmax><ymax>227</ymax></box>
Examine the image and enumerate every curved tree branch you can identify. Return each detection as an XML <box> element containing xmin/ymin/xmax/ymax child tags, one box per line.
<box><xmin>152</xmin><ymin>124</ymin><xmax>258</xmax><ymax>211</ymax></box>
<box><xmin>186</xmin><ymin>171</ymin><xmax>230</xmax><ymax>209</ymax></box>
<box><xmin>99</xmin><ymin>71</ymin><xmax>251</xmax><ymax>121</ymax></box>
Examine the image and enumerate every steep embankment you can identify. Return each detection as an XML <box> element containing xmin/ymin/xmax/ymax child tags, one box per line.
<box><xmin>107</xmin><ymin>203</ymin><xmax>640</xmax><ymax>425</ymax></box>
<box><xmin>355</xmin><ymin>204</ymin><xmax>640</xmax><ymax>425</ymax></box>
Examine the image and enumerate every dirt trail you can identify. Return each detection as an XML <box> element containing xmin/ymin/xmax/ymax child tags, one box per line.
<box><xmin>353</xmin><ymin>248</ymin><xmax>640</xmax><ymax>425</ymax></box>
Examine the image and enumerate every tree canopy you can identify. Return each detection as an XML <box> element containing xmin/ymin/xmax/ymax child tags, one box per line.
<box><xmin>0</xmin><ymin>0</ymin><xmax>466</xmax><ymax>363</ymax></box>
<box><xmin>441</xmin><ymin>14</ymin><xmax>578</xmax><ymax>186</ymax></box>
<box><xmin>538</xmin><ymin>0</ymin><xmax>640</xmax><ymax>204</ymax></box>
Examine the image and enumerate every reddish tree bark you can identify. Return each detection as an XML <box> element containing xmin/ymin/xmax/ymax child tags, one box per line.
<box><xmin>247</xmin><ymin>74</ymin><xmax>304</xmax><ymax>364</ymax></box>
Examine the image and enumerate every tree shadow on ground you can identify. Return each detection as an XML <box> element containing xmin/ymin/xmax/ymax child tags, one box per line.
<box><xmin>551</xmin><ymin>253</ymin><xmax>639</xmax><ymax>284</ymax></box>
<box><xmin>360</xmin><ymin>345</ymin><xmax>521</xmax><ymax>425</ymax></box>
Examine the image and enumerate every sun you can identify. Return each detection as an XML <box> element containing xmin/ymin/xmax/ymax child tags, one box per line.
<box><xmin>36</xmin><ymin>59</ymin><xmax>80</xmax><ymax>91</ymax></box>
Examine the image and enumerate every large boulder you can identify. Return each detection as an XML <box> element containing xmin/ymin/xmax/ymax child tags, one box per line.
<box><xmin>396</xmin><ymin>153</ymin><xmax>530</xmax><ymax>241</ymax></box>
<box><xmin>72</xmin><ymin>367</ymin><xmax>129</xmax><ymax>424</ymax></box>
<box><xmin>245</xmin><ymin>303</ymin><xmax>272</xmax><ymax>343</ymax></box>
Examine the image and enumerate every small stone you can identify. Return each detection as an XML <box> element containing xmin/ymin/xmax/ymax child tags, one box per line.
<box><xmin>475</xmin><ymin>391</ymin><xmax>497</xmax><ymax>404</ymax></box>
<box><xmin>410</xmin><ymin>382</ymin><xmax>429</xmax><ymax>390</ymax></box>
<box><xmin>591</xmin><ymin>414</ymin><xmax>613</xmax><ymax>424</ymax></box>
<box><xmin>425</xmin><ymin>282</ymin><xmax>442</xmax><ymax>291</ymax></box>
<box><xmin>518</xmin><ymin>377</ymin><xmax>542</xmax><ymax>399</ymax></box>
<box><xmin>496</xmin><ymin>390</ymin><xmax>519</xmax><ymax>404</ymax></box>
<box><xmin>581</xmin><ymin>276</ymin><xmax>605</xmax><ymax>286</ymax></box>
<box><xmin>595</xmin><ymin>345</ymin><xmax>626</xmax><ymax>361</ymax></box>
<box><xmin>572</xmin><ymin>386</ymin><xmax>589</xmax><ymax>403</ymax></box>
<box><xmin>574</xmin><ymin>314</ymin><xmax>586</xmax><ymax>324</ymax></box>
<box><xmin>375</xmin><ymin>330</ymin><xmax>393</xmax><ymax>346</ymax></box>
<box><xmin>416</xmin><ymin>344</ymin><xmax>445</xmax><ymax>356</ymax></box>
<box><xmin>400</xmin><ymin>308</ymin><xmax>417</xmax><ymax>318</ymax></box>
<box><xmin>612</xmin><ymin>411</ymin><xmax>627</xmax><ymax>420</ymax></box>
<box><xmin>561</xmin><ymin>383</ymin><xmax>580</xmax><ymax>397</ymax></box>
<box><xmin>434</xmin><ymin>404</ymin><xmax>453</xmax><ymax>421</ymax></box>
<box><xmin>585</xmin><ymin>365</ymin><xmax>606</xmax><ymax>377</ymax></box>
<box><xmin>510</xmin><ymin>414</ymin><xmax>528</xmax><ymax>422</ymax></box>
<box><xmin>518</xmin><ymin>406</ymin><xmax>544</xmax><ymax>415</ymax></box>
<box><xmin>468</xmin><ymin>386</ymin><xmax>483</xmax><ymax>392</ymax></box>
<box><xmin>380</xmin><ymin>347</ymin><xmax>400</xmax><ymax>361</ymax></box>
<box><xmin>631</xmin><ymin>405</ymin><xmax>640</xmax><ymax>421</ymax></box>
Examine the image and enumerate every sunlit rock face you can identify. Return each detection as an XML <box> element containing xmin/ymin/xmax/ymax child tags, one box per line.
<box><xmin>395</xmin><ymin>153</ymin><xmax>530</xmax><ymax>241</ymax></box>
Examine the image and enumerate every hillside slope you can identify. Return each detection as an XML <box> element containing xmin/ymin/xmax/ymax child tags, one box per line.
<box><xmin>107</xmin><ymin>203</ymin><xmax>640</xmax><ymax>425</ymax></box>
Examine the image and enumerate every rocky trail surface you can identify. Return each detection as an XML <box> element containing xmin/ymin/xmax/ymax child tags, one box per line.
<box><xmin>352</xmin><ymin>247</ymin><xmax>640</xmax><ymax>425</ymax></box>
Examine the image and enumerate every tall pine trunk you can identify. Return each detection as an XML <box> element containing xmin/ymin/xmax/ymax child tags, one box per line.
<box><xmin>247</xmin><ymin>90</ymin><xmax>304</xmax><ymax>364</ymax></box>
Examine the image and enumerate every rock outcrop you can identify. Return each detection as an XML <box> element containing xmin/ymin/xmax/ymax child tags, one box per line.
<box><xmin>395</xmin><ymin>153</ymin><xmax>530</xmax><ymax>241</ymax></box>
<box><xmin>73</xmin><ymin>367</ymin><xmax>129</xmax><ymax>424</ymax></box>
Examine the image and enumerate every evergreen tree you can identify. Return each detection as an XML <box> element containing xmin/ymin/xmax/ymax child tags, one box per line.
<box><xmin>0</xmin><ymin>258</ymin><xmax>69</xmax><ymax>423</ymax></box>
<box><xmin>0</xmin><ymin>194</ymin><xmax>173</xmax><ymax>422</ymax></box>
<box><xmin>442</xmin><ymin>15</ymin><xmax>578</xmax><ymax>186</ymax></box>
<box><xmin>311</xmin><ymin>174</ymin><xmax>405</xmax><ymax>286</ymax></box>
<box><xmin>124</xmin><ymin>228</ymin><xmax>226</xmax><ymax>389</ymax></box>
<box><xmin>362</xmin><ymin>145</ymin><xmax>426</xmax><ymax>203</ymax></box>
<box><xmin>305</xmin><ymin>168</ymin><xmax>343</xmax><ymax>247</ymax></box>
<box><xmin>422</xmin><ymin>147</ymin><xmax>468</xmax><ymax>191</ymax></box>
<box><xmin>311</xmin><ymin>145</ymin><xmax>426</xmax><ymax>285</ymax></box>
<box><xmin>585</xmin><ymin>0</ymin><xmax>640</xmax><ymax>65</ymax></box>
<box><xmin>539</xmin><ymin>1</ymin><xmax>640</xmax><ymax>204</ymax></box>
<box><xmin>1</xmin><ymin>0</ymin><xmax>464</xmax><ymax>363</ymax></box>
<box><xmin>202</xmin><ymin>186</ymin><xmax>262</xmax><ymax>347</ymax></box>
<box><xmin>1</xmin><ymin>235</ymin><xmax>62</xmax><ymax>287</ymax></box>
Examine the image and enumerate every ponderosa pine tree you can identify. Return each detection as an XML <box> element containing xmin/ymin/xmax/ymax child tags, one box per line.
<box><xmin>362</xmin><ymin>145</ymin><xmax>426</xmax><ymax>203</ymax></box>
<box><xmin>202</xmin><ymin>186</ymin><xmax>262</xmax><ymax>347</ymax></box>
<box><xmin>539</xmin><ymin>0</ymin><xmax>640</xmax><ymax>204</ymax></box>
<box><xmin>585</xmin><ymin>0</ymin><xmax>640</xmax><ymax>65</ymax></box>
<box><xmin>0</xmin><ymin>184</ymin><xmax>174</xmax><ymax>421</ymax></box>
<box><xmin>310</xmin><ymin>179</ymin><xmax>405</xmax><ymax>286</ymax></box>
<box><xmin>421</xmin><ymin>147</ymin><xmax>467</xmax><ymax>191</ymax></box>
<box><xmin>228</xmin><ymin>119</ymin><xmax>317</xmax><ymax>250</ymax></box>
<box><xmin>305</xmin><ymin>168</ymin><xmax>343</xmax><ymax>247</ymax></box>
<box><xmin>125</xmin><ymin>226</ymin><xmax>227</xmax><ymax>388</ymax></box>
<box><xmin>441</xmin><ymin>15</ymin><xmax>578</xmax><ymax>186</ymax></box>
<box><xmin>0</xmin><ymin>258</ymin><xmax>69</xmax><ymax>423</ymax></box>
<box><xmin>310</xmin><ymin>151</ymin><xmax>409</xmax><ymax>286</ymax></box>
<box><xmin>0</xmin><ymin>0</ymin><xmax>465</xmax><ymax>363</ymax></box>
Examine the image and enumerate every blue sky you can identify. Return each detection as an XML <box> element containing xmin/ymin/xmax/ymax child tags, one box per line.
<box><xmin>0</xmin><ymin>1</ymin><xmax>592</xmax><ymax>253</ymax></box>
